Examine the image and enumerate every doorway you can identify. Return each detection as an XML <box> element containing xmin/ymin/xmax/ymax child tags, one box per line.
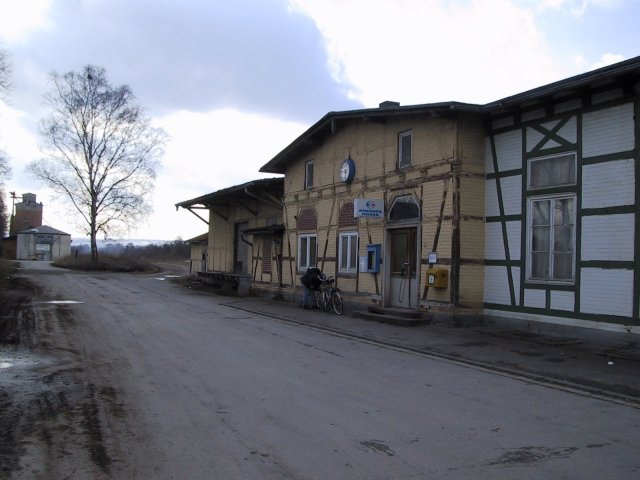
<box><xmin>387</xmin><ymin>227</ymin><xmax>418</xmax><ymax>308</ymax></box>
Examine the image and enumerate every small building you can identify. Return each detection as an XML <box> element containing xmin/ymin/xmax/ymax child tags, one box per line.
<box><xmin>16</xmin><ymin>225</ymin><xmax>71</xmax><ymax>261</ymax></box>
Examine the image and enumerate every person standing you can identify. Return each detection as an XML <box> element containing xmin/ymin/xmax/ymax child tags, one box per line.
<box><xmin>300</xmin><ymin>267</ymin><xmax>321</xmax><ymax>309</ymax></box>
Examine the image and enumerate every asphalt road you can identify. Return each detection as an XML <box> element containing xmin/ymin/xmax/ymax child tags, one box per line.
<box><xmin>5</xmin><ymin>262</ymin><xmax>640</xmax><ymax>479</ymax></box>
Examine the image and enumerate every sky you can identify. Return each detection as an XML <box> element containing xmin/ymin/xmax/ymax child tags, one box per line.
<box><xmin>0</xmin><ymin>0</ymin><xmax>638</xmax><ymax>241</ymax></box>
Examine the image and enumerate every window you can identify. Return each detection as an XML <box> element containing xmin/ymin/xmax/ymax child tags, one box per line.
<box><xmin>526</xmin><ymin>153</ymin><xmax>577</xmax><ymax>283</ymax></box>
<box><xmin>528</xmin><ymin>153</ymin><xmax>576</xmax><ymax>189</ymax></box>
<box><xmin>339</xmin><ymin>232</ymin><xmax>358</xmax><ymax>273</ymax></box>
<box><xmin>305</xmin><ymin>160</ymin><xmax>314</xmax><ymax>189</ymax></box>
<box><xmin>298</xmin><ymin>234</ymin><xmax>317</xmax><ymax>270</ymax></box>
<box><xmin>388</xmin><ymin>195</ymin><xmax>420</xmax><ymax>222</ymax></box>
<box><xmin>528</xmin><ymin>196</ymin><xmax>575</xmax><ymax>281</ymax></box>
<box><xmin>398</xmin><ymin>131</ymin><xmax>412</xmax><ymax>168</ymax></box>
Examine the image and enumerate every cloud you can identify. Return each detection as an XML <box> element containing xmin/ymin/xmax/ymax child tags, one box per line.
<box><xmin>122</xmin><ymin>108</ymin><xmax>308</xmax><ymax>240</ymax></box>
<box><xmin>155</xmin><ymin>108</ymin><xmax>305</xmax><ymax>196</ymax></box>
<box><xmin>5</xmin><ymin>0</ymin><xmax>360</xmax><ymax>123</ymax></box>
<box><xmin>590</xmin><ymin>52</ymin><xmax>627</xmax><ymax>69</ymax></box>
<box><xmin>1</xmin><ymin>0</ymin><xmax>638</xmax><ymax>240</ymax></box>
<box><xmin>291</xmin><ymin>0</ymin><xmax>563</xmax><ymax>106</ymax></box>
<box><xmin>0</xmin><ymin>0</ymin><xmax>52</xmax><ymax>42</ymax></box>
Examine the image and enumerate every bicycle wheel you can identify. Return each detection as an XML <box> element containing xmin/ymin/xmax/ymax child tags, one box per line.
<box><xmin>321</xmin><ymin>290</ymin><xmax>332</xmax><ymax>311</ymax></box>
<box><xmin>331</xmin><ymin>290</ymin><xmax>343</xmax><ymax>315</ymax></box>
<box><xmin>316</xmin><ymin>290</ymin><xmax>327</xmax><ymax>310</ymax></box>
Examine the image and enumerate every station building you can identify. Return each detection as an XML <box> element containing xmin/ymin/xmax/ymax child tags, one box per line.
<box><xmin>178</xmin><ymin>56</ymin><xmax>640</xmax><ymax>334</ymax></box>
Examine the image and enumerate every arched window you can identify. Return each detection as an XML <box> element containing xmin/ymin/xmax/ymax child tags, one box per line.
<box><xmin>388</xmin><ymin>195</ymin><xmax>420</xmax><ymax>222</ymax></box>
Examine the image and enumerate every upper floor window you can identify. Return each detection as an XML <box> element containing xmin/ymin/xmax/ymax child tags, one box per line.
<box><xmin>528</xmin><ymin>153</ymin><xmax>576</xmax><ymax>190</ymax></box>
<box><xmin>388</xmin><ymin>195</ymin><xmax>420</xmax><ymax>222</ymax></box>
<box><xmin>398</xmin><ymin>131</ymin><xmax>413</xmax><ymax>169</ymax></box>
<box><xmin>305</xmin><ymin>160</ymin><xmax>314</xmax><ymax>189</ymax></box>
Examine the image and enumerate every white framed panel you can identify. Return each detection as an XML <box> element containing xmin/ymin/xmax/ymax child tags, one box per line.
<box><xmin>506</xmin><ymin>221</ymin><xmax>522</xmax><ymax>261</ymax></box>
<box><xmin>485</xmin><ymin>223</ymin><xmax>506</xmax><ymax>260</ymax></box>
<box><xmin>582</xmin><ymin>103</ymin><xmax>635</xmax><ymax>158</ymax></box>
<box><xmin>483</xmin><ymin>266</ymin><xmax>511</xmax><ymax>305</ymax></box>
<box><xmin>550</xmin><ymin>291</ymin><xmax>575</xmax><ymax>312</ymax></box>
<box><xmin>556</xmin><ymin>116</ymin><xmax>577</xmax><ymax>144</ymax></box>
<box><xmin>526</xmin><ymin>127</ymin><xmax>545</xmax><ymax>152</ymax></box>
<box><xmin>580</xmin><ymin>268</ymin><xmax>633</xmax><ymax>317</ymax></box>
<box><xmin>493</xmin><ymin>130</ymin><xmax>523</xmax><ymax>171</ymax></box>
<box><xmin>485</xmin><ymin>221</ymin><xmax>521</xmax><ymax>261</ymax></box>
<box><xmin>524</xmin><ymin>289</ymin><xmax>546</xmax><ymax>308</ymax></box>
<box><xmin>582</xmin><ymin>159</ymin><xmax>634</xmax><ymax>209</ymax></box>
<box><xmin>500</xmin><ymin>175</ymin><xmax>522</xmax><ymax>216</ymax></box>
<box><xmin>581</xmin><ymin>214</ymin><xmax>634</xmax><ymax>261</ymax></box>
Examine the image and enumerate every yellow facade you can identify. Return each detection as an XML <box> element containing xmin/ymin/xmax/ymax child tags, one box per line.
<box><xmin>271</xmin><ymin>110</ymin><xmax>487</xmax><ymax>312</ymax></box>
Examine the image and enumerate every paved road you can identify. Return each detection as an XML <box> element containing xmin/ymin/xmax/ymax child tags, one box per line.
<box><xmin>10</xmin><ymin>263</ymin><xmax>640</xmax><ymax>479</ymax></box>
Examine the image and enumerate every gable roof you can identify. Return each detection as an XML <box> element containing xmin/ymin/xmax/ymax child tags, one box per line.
<box><xmin>19</xmin><ymin>225</ymin><xmax>70</xmax><ymax>236</ymax></box>
<box><xmin>259</xmin><ymin>101</ymin><xmax>483</xmax><ymax>174</ymax></box>
<box><xmin>260</xmin><ymin>55</ymin><xmax>640</xmax><ymax>174</ymax></box>
<box><xmin>175</xmin><ymin>177</ymin><xmax>284</xmax><ymax>211</ymax></box>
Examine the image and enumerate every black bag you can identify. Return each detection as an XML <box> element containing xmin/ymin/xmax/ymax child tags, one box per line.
<box><xmin>301</xmin><ymin>267</ymin><xmax>321</xmax><ymax>290</ymax></box>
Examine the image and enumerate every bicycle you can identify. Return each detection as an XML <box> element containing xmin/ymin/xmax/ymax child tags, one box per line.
<box><xmin>316</xmin><ymin>274</ymin><xmax>343</xmax><ymax>315</ymax></box>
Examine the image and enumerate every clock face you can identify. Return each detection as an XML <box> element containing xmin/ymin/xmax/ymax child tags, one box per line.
<box><xmin>340</xmin><ymin>158</ymin><xmax>355</xmax><ymax>183</ymax></box>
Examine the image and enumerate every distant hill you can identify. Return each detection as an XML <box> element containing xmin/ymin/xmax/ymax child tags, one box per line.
<box><xmin>72</xmin><ymin>238</ymin><xmax>169</xmax><ymax>249</ymax></box>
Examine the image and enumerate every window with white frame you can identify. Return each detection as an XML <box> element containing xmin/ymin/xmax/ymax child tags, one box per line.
<box><xmin>339</xmin><ymin>232</ymin><xmax>358</xmax><ymax>273</ymax></box>
<box><xmin>526</xmin><ymin>153</ymin><xmax>577</xmax><ymax>283</ymax></box>
<box><xmin>298</xmin><ymin>234</ymin><xmax>317</xmax><ymax>270</ymax></box>
<box><xmin>528</xmin><ymin>153</ymin><xmax>576</xmax><ymax>190</ymax></box>
<box><xmin>398</xmin><ymin>131</ymin><xmax>412</xmax><ymax>169</ymax></box>
<box><xmin>305</xmin><ymin>160</ymin><xmax>314</xmax><ymax>189</ymax></box>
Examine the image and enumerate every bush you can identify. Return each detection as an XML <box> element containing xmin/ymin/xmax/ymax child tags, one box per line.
<box><xmin>53</xmin><ymin>254</ymin><xmax>156</xmax><ymax>272</ymax></box>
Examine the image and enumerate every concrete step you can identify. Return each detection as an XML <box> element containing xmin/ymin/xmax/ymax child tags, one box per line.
<box><xmin>352</xmin><ymin>306</ymin><xmax>431</xmax><ymax>327</ymax></box>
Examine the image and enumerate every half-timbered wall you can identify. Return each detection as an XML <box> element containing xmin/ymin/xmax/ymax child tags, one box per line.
<box><xmin>484</xmin><ymin>84</ymin><xmax>640</xmax><ymax>331</ymax></box>
<box><xmin>280</xmin><ymin>113</ymin><xmax>487</xmax><ymax>310</ymax></box>
<box><xmin>207</xmin><ymin>203</ymin><xmax>282</xmax><ymax>275</ymax></box>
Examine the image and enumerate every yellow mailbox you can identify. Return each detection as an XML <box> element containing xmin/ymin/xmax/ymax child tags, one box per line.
<box><xmin>426</xmin><ymin>268</ymin><xmax>448</xmax><ymax>288</ymax></box>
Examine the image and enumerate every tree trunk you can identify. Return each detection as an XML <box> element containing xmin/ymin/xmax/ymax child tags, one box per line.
<box><xmin>90</xmin><ymin>201</ymin><xmax>98</xmax><ymax>262</ymax></box>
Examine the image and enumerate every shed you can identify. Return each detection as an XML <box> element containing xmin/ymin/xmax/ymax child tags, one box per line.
<box><xmin>16</xmin><ymin>225</ymin><xmax>71</xmax><ymax>261</ymax></box>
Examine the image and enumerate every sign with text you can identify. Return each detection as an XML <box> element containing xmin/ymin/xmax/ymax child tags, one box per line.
<box><xmin>354</xmin><ymin>199</ymin><xmax>384</xmax><ymax>218</ymax></box>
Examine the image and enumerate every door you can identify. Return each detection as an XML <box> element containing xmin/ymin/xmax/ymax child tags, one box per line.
<box><xmin>234</xmin><ymin>222</ymin><xmax>249</xmax><ymax>274</ymax></box>
<box><xmin>388</xmin><ymin>227</ymin><xmax>418</xmax><ymax>308</ymax></box>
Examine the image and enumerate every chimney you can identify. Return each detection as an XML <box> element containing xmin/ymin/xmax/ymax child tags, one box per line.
<box><xmin>379</xmin><ymin>101</ymin><xmax>400</xmax><ymax>109</ymax></box>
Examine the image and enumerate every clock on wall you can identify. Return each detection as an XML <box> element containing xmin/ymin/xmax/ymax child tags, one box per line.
<box><xmin>339</xmin><ymin>158</ymin><xmax>356</xmax><ymax>184</ymax></box>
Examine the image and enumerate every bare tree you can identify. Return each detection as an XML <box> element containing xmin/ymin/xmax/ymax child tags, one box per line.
<box><xmin>0</xmin><ymin>153</ymin><xmax>9</xmax><ymax>240</ymax></box>
<box><xmin>0</xmin><ymin>48</ymin><xmax>11</xmax><ymax>242</ymax></box>
<box><xmin>0</xmin><ymin>47</ymin><xmax>12</xmax><ymax>179</ymax></box>
<box><xmin>0</xmin><ymin>189</ymin><xmax>7</xmax><ymax>241</ymax></box>
<box><xmin>29</xmin><ymin>65</ymin><xmax>167</xmax><ymax>261</ymax></box>
<box><xmin>0</xmin><ymin>46</ymin><xmax>10</xmax><ymax>94</ymax></box>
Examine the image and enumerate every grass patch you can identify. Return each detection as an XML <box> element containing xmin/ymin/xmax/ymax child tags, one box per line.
<box><xmin>53</xmin><ymin>254</ymin><xmax>157</xmax><ymax>273</ymax></box>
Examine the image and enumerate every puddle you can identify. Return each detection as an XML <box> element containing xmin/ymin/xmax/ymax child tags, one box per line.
<box><xmin>153</xmin><ymin>275</ymin><xmax>181</xmax><ymax>281</ymax></box>
<box><xmin>41</xmin><ymin>300</ymin><xmax>84</xmax><ymax>305</ymax></box>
